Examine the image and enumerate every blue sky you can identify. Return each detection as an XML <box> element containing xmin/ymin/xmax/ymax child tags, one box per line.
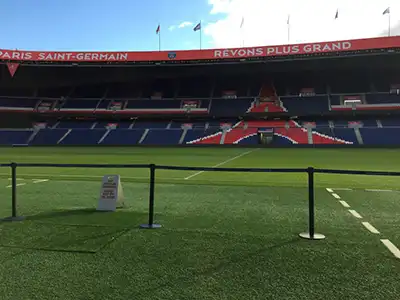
<box><xmin>1</xmin><ymin>0</ymin><xmax>399</xmax><ymax>52</ymax></box>
<box><xmin>1</xmin><ymin>0</ymin><xmax>216</xmax><ymax>51</ymax></box>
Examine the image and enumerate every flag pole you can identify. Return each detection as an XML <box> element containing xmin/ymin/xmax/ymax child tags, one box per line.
<box><xmin>158</xmin><ymin>26</ymin><xmax>161</xmax><ymax>51</ymax></box>
<box><xmin>287</xmin><ymin>15</ymin><xmax>290</xmax><ymax>44</ymax></box>
<box><xmin>240</xmin><ymin>17</ymin><xmax>244</xmax><ymax>47</ymax></box>
<box><xmin>388</xmin><ymin>11</ymin><xmax>391</xmax><ymax>36</ymax></box>
<box><xmin>200</xmin><ymin>21</ymin><xmax>202</xmax><ymax>49</ymax></box>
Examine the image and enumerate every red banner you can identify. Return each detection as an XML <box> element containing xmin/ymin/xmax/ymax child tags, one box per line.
<box><xmin>0</xmin><ymin>36</ymin><xmax>399</xmax><ymax>63</ymax></box>
<box><xmin>6</xmin><ymin>62</ymin><xmax>19</xmax><ymax>77</ymax></box>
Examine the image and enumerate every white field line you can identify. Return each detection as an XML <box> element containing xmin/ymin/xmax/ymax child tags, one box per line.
<box><xmin>362</xmin><ymin>222</ymin><xmax>380</xmax><ymax>234</ymax></box>
<box><xmin>348</xmin><ymin>210</ymin><xmax>363</xmax><ymax>219</ymax></box>
<box><xmin>33</xmin><ymin>179</ymin><xmax>49</xmax><ymax>184</ymax></box>
<box><xmin>381</xmin><ymin>239</ymin><xmax>400</xmax><ymax>259</ymax></box>
<box><xmin>7</xmin><ymin>178</ymin><xmax>25</xmax><ymax>181</ymax></box>
<box><xmin>184</xmin><ymin>149</ymin><xmax>259</xmax><ymax>180</ymax></box>
<box><xmin>6</xmin><ymin>183</ymin><xmax>26</xmax><ymax>188</ymax></box>
<box><xmin>339</xmin><ymin>200</ymin><xmax>350</xmax><ymax>208</ymax></box>
<box><xmin>5</xmin><ymin>179</ymin><xmax>49</xmax><ymax>188</ymax></box>
<box><xmin>326</xmin><ymin>188</ymin><xmax>333</xmax><ymax>193</ymax></box>
<box><xmin>332</xmin><ymin>188</ymin><xmax>353</xmax><ymax>191</ymax></box>
<box><xmin>365</xmin><ymin>189</ymin><xmax>393</xmax><ymax>192</ymax></box>
<box><xmin>331</xmin><ymin>193</ymin><xmax>341</xmax><ymax>199</ymax></box>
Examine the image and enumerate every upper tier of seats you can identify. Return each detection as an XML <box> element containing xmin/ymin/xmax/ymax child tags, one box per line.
<box><xmin>366</xmin><ymin>94</ymin><xmax>400</xmax><ymax>104</ymax></box>
<box><xmin>2</xmin><ymin>93</ymin><xmax>398</xmax><ymax>116</ymax></box>
<box><xmin>280</xmin><ymin>96</ymin><xmax>330</xmax><ymax>114</ymax></box>
<box><xmin>0</xmin><ymin>98</ymin><xmax>37</xmax><ymax>108</ymax></box>
<box><xmin>210</xmin><ymin>99</ymin><xmax>253</xmax><ymax>116</ymax></box>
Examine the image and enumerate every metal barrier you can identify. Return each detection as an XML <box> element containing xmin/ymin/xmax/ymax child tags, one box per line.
<box><xmin>2</xmin><ymin>162</ymin><xmax>400</xmax><ymax>241</ymax></box>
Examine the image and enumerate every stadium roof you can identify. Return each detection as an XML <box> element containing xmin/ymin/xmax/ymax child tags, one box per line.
<box><xmin>0</xmin><ymin>36</ymin><xmax>399</xmax><ymax>64</ymax></box>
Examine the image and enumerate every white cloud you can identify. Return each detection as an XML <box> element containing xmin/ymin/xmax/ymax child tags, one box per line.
<box><xmin>178</xmin><ymin>21</ymin><xmax>194</xmax><ymax>29</ymax></box>
<box><xmin>168</xmin><ymin>21</ymin><xmax>194</xmax><ymax>31</ymax></box>
<box><xmin>209</xmin><ymin>0</ymin><xmax>231</xmax><ymax>14</ymax></box>
<box><xmin>205</xmin><ymin>0</ymin><xmax>400</xmax><ymax>48</ymax></box>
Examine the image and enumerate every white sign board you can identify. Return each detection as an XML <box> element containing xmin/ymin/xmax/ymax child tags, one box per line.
<box><xmin>97</xmin><ymin>175</ymin><xmax>124</xmax><ymax>211</ymax></box>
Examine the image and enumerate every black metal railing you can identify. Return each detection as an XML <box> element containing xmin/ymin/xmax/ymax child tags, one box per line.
<box><xmin>1</xmin><ymin>162</ymin><xmax>400</xmax><ymax>240</ymax></box>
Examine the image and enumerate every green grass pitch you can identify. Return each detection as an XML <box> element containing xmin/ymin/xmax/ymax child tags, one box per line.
<box><xmin>0</xmin><ymin>147</ymin><xmax>399</xmax><ymax>299</ymax></box>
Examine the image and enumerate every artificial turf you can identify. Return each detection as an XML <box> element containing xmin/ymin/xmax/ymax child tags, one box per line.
<box><xmin>0</xmin><ymin>147</ymin><xmax>399</xmax><ymax>299</ymax></box>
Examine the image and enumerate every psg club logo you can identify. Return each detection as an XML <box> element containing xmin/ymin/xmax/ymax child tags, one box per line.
<box><xmin>168</xmin><ymin>52</ymin><xmax>176</xmax><ymax>59</ymax></box>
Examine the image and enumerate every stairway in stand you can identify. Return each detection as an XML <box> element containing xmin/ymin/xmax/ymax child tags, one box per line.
<box><xmin>190</xmin><ymin>83</ymin><xmax>351</xmax><ymax>144</ymax></box>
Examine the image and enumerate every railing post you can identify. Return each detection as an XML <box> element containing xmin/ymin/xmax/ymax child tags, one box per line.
<box><xmin>1</xmin><ymin>162</ymin><xmax>25</xmax><ymax>222</ymax></box>
<box><xmin>299</xmin><ymin>167</ymin><xmax>325</xmax><ymax>240</ymax></box>
<box><xmin>140</xmin><ymin>164</ymin><xmax>161</xmax><ymax>229</ymax></box>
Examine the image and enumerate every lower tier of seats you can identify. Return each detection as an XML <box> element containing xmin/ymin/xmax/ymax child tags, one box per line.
<box><xmin>0</xmin><ymin>127</ymin><xmax>399</xmax><ymax>146</ymax></box>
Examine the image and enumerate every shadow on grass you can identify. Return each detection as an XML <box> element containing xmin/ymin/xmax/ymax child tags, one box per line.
<box><xmin>0</xmin><ymin>225</ymin><xmax>131</xmax><ymax>254</ymax></box>
<box><xmin>24</xmin><ymin>208</ymin><xmax>150</xmax><ymax>228</ymax></box>
<box><xmin>0</xmin><ymin>208</ymin><xmax>152</xmax><ymax>254</ymax></box>
<box><xmin>27</xmin><ymin>208</ymin><xmax>99</xmax><ymax>219</ymax></box>
<box><xmin>198</xmin><ymin>237</ymin><xmax>300</xmax><ymax>276</ymax></box>
<box><xmin>135</xmin><ymin>237</ymin><xmax>301</xmax><ymax>298</ymax></box>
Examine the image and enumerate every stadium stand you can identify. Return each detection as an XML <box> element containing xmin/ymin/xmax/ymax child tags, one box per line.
<box><xmin>0</xmin><ymin>37</ymin><xmax>400</xmax><ymax>147</ymax></box>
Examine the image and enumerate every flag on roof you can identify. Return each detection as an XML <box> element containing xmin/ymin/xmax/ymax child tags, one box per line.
<box><xmin>383</xmin><ymin>7</ymin><xmax>390</xmax><ymax>15</ymax></box>
<box><xmin>156</xmin><ymin>24</ymin><xmax>160</xmax><ymax>34</ymax></box>
<box><xmin>287</xmin><ymin>14</ymin><xmax>290</xmax><ymax>25</ymax></box>
<box><xmin>335</xmin><ymin>9</ymin><xmax>339</xmax><ymax>19</ymax></box>
<box><xmin>240</xmin><ymin>17</ymin><xmax>244</xmax><ymax>28</ymax></box>
<box><xmin>193</xmin><ymin>22</ymin><xmax>201</xmax><ymax>31</ymax></box>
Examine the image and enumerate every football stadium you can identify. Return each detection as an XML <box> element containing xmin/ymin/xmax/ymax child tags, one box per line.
<box><xmin>0</xmin><ymin>34</ymin><xmax>400</xmax><ymax>299</ymax></box>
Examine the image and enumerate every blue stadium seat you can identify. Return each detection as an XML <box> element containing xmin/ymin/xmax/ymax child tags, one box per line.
<box><xmin>380</xmin><ymin>119</ymin><xmax>400</xmax><ymax>127</ymax></box>
<box><xmin>210</xmin><ymin>99</ymin><xmax>252</xmax><ymax>116</ymax></box>
<box><xmin>360</xmin><ymin>128</ymin><xmax>400</xmax><ymax>145</ymax></box>
<box><xmin>332</xmin><ymin>128</ymin><xmax>358</xmax><ymax>143</ymax></box>
<box><xmin>0</xmin><ymin>130</ymin><xmax>32</xmax><ymax>145</ymax></box>
<box><xmin>134</xmin><ymin>121</ymin><xmax>169</xmax><ymax>129</ymax></box>
<box><xmin>31</xmin><ymin>129</ymin><xmax>69</xmax><ymax>145</ymax></box>
<box><xmin>237</xmin><ymin>134</ymin><xmax>258</xmax><ymax>145</ymax></box>
<box><xmin>101</xmin><ymin>129</ymin><xmax>145</xmax><ymax>145</ymax></box>
<box><xmin>272</xmin><ymin>134</ymin><xmax>294</xmax><ymax>145</ymax></box>
<box><xmin>59</xmin><ymin>129</ymin><xmax>106</xmax><ymax>145</ymax></box>
<box><xmin>361</xmin><ymin>120</ymin><xmax>378</xmax><ymax>127</ymax></box>
<box><xmin>58</xmin><ymin>122</ymin><xmax>93</xmax><ymax>129</ymax></box>
<box><xmin>93</xmin><ymin>122</ymin><xmax>132</xmax><ymax>129</ymax></box>
<box><xmin>126</xmin><ymin>100</ymin><xmax>181</xmax><ymax>109</ymax></box>
<box><xmin>333</xmin><ymin>120</ymin><xmax>349</xmax><ymax>127</ymax></box>
<box><xmin>142</xmin><ymin>129</ymin><xmax>183</xmax><ymax>145</ymax></box>
<box><xmin>366</xmin><ymin>94</ymin><xmax>400</xmax><ymax>104</ymax></box>
<box><xmin>62</xmin><ymin>99</ymin><xmax>99</xmax><ymax>109</ymax></box>
<box><xmin>280</xmin><ymin>96</ymin><xmax>330</xmax><ymax>114</ymax></box>
<box><xmin>182</xmin><ymin>130</ymin><xmax>207</xmax><ymax>143</ymax></box>
<box><xmin>315</xmin><ymin>121</ymin><xmax>330</xmax><ymax>127</ymax></box>
<box><xmin>0</xmin><ymin>98</ymin><xmax>37</xmax><ymax>108</ymax></box>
